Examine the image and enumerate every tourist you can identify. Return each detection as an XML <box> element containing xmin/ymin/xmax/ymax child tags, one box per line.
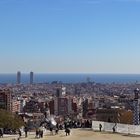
<box><xmin>24</xmin><ymin>126</ymin><xmax>28</xmax><ymax>137</ymax></box>
<box><xmin>65</xmin><ymin>128</ymin><xmax>70</xmax><ymax>136</ymax></box>
<box><xmin>35</xmin><ymin>128</ymin><xmax>39</xmax><ymax>138</ymax></box>
<box><xmin>0</xmin><ymin>128</ymin><xmax>3</xmax><ymax>138</ymax></box>
<box><xmin>55</xmin><ymin>127</ymin><xmax>59</xmax><ymax>135</ymax></box>
<box><xmin>99</xmin><ymin>124</ymin><xmax>102</xmax><ymax>132</ymax></box>
<box><xmin>50</xmin><ymin>127</ymin><xmax>53</xmax><ymax>135</ymax></box>
<box><xmin>18</xmin><ymin>129</ymin><xmax>22</xmax><ymax>139</ymax></box>
<box><xmin>112</xmin><ymin>126</ymin><xmax>115</xmax><ymax>133</ymax></box>
<box><xmin>40</xmin><ymin>130</ymin><xmax>43</xmax><ymax>138</ymax></box>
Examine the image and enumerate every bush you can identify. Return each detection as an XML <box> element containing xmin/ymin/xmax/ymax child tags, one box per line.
<box><xmin>0</xmin><ymin>109</ymin><xmax>24</xmax><ymax>130</ymax></box>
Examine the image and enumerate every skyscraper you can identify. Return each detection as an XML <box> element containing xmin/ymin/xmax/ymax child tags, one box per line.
<box><xmin>30</xmin><ymin>71</ymin><xmax>34</xmax><ymax>84</ymax></box>
<box><xmin>0</xmin><ymin>89</ymin><xmax>12</xmax><ymax>111</ymax></box>
<box><xmin>82</xmin><ymin>98</ymin><xmax>88</xmax><ymax>118</ymax></box>
<box><xmin>133</xmin><ymin>88</ymin><xmax>140</xmax><ymax>125</ymax></box>
<box><xmin>17</xmin><ymin>71</ymin><xmax>21</xmax><ymax>84</ymax></box>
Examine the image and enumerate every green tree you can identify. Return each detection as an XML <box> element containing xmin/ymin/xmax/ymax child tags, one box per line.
<box><xmin>0</xmin><ymin>109</ymin><xmax>24</xmax><ymax>129</ymax></box>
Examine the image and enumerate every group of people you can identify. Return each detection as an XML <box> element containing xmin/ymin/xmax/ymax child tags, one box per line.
<box><xmin>34</xmin><ymin>125</ymin><xmax>70</xmax><ymax>138</ymax></box>
<box><xmin>1</xmin><ymin>119</ymin><xmax>92</xmax><ymax>139</ymax></box>
<box><xmin>18</xmin><ymin>126</ymin><xmax>28</xmax><ymax>139</ymax></box>
<box><xmin>49</xmin><ymin>127</ymin><xmax>59</xmax><ymax>135</ymax></box>
<box><xmin>49</xmin><ymin>126</ymin><xmax>71</xmax><ymax>136</ymax></box>
<box><xmin>56</xmin><ymin>119</ymin><xmax>92</xmax><ymax>130</ymax></box>
<box><xmin>99</xmin><ymin>123</ymin><xmax>116</xmax><ymax>133</ymax></box>
<box><xmin>35</xmin><ymin>127</ymin><xmax>44</xmax><ymax>138</ymax></box>
<box><xmin>0</xmin><ymin>128</ymin><xmax>22</xmax><ymax>139</ymax></box>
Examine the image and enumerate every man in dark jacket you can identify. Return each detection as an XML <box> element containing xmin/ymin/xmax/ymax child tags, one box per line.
<box><xmin>65</xmin><ymin>128</ymin><xmax>70</xmax><ymax>136</ymax></box>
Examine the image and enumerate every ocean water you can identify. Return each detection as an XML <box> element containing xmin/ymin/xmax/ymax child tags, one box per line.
<box><xmin>0</xmin><ymin>74</ymin><xmax>140</xmax><ymax>84</ymax></box>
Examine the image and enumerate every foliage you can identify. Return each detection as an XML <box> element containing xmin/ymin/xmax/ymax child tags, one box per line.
<box><xmin>0</xmin><ymin>109</ymin><xmax>24</xmax><ymax>129</ymax></box>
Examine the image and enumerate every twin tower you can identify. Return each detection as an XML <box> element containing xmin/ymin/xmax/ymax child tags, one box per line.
<box><xmin>17</xmin><ymin>71</ymin><xmax>34</xmax><ymax>84</ymax></box>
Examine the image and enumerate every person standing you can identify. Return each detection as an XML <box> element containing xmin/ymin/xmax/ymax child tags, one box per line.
<box><xmin>99</xmin><ymin>124</ymin><xmax>102</xmax><ymax>132</ymax></box>
<box><xmin>0</xmin><ymin>128</ymin><xmax>3</xmax><ymax>138</ymax></box>
<box><xmin>55</xmin><ymin>127</ymin><xmax>59</xmax><ymax>135</ymax></box>
<box><xmin>112</xmin><ymin>126</ymin><xmax>115</xmax><ymax>133</ymax></box>
<box><xmin>50</xmin><ymin>127</ymin><xmax>53</xmax><ymax>135</ymax></box>
<box><xmin>24</xmin><ymin>126</ymin><xmax>28</xmax><ymax>138</ymax></box>
<box><xmin>35</xmin><ymin>128</ymin><xmax>39</xmax><ymax>138</ymax></box>
<box><xmin>112</xmin><ymin>123</ymin><xmax>117</xmax><ymax>133</ymax></box>
<box><xmin>65</xmin><ymin>128</ymin><xmax>70</xmax><ymax>136</ymax></box>
<box><xmin>40</xmin><ymin>127</ymin><xmax>43</xmax><ymax>138</ymax></box>
<box><xmin>18</xmin><ymin>129</ymin><xmax>22</xmax><ymax>139</ymax></box>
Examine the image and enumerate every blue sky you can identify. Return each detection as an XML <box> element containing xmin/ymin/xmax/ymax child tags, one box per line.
<box><xmin>0</xmin><ymin>0</ymin><xmax>140</xmax><ymax>73</ymax></box>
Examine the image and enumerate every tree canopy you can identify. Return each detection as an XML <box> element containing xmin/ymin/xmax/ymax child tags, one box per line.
<box><xmin>0</xmin><ymin>109</ymin><xmax>24</xmax><ymax>129</ymax></box>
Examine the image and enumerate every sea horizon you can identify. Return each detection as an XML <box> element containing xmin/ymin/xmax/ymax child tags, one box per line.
<box><xmin>0</xmin><ymin>73</ymin><xmax>140</xmax><ymax>84</ymax></box>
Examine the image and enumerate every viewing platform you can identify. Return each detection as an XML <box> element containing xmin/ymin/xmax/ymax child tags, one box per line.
<box><xmin>1</xmin><ymin>129</ymin><xmax>140</xmax><ymax>140</ymax></box>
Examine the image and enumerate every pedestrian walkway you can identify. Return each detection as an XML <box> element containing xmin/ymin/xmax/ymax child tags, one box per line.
<box><xmin>1</xmin><ymin>129</ymin><xmax>140</xmax><ymax>140</ymax></box>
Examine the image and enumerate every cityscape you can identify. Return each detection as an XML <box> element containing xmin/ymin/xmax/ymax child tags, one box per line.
<box><xmin>1</xmin><ymin>0</ymin><xmax>140</xmax><ymax>140</ymax></box>
<box><xmin>1</xmin><ymin>72</ymin><xmax>140</xmax><ymax>139</ymax></box>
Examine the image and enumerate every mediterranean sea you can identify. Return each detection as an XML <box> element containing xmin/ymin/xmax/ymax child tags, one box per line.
<box><xmin>0</xmin><ymin>74</ymin><xmax>140</xmax><ymax>84</ymax></box>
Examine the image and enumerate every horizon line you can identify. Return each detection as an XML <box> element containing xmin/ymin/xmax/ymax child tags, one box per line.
<box><xmin>1</xmin><ymin>72</ymin><xmax>140</xmax><ymax>75</ymax></box>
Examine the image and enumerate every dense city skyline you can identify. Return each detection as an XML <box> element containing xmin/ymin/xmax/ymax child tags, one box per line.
<box><xmin>0</xmin><ymin>0</ymin><xmax>140</xmax><ymax>73</ymax></box>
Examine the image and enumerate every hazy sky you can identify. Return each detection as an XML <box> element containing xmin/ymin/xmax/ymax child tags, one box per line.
<box><xmin>0</xmin><ymin>0</ymin><xmax>140</xmax><ymax>73</ymax></box>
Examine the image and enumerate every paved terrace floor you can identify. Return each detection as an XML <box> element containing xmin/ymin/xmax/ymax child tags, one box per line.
<box><xmin>2</xmin><ymin>129</ymin><xmax>140</xmax><ymax>140</ymax></box>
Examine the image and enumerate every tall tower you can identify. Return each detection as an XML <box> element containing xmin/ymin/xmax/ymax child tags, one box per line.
<box><xmin>56</xmin><ymin>88</ymin><xmax>61</xmax><ymax>98</ymax></box>
<box><xmin>30</xmin><ymin>71</ymin><xmax>34</xmax><ymax>84</ymax></box>
<box><xmin>0</xmin><ymin>89</ymin><xmax>12</xmax><ymax>111</ymax></box>
<box><xmin>17</xmin><ymin>71</ymin><xmax>21</xmax><ymax>84</ymax></box>
<box><xmin>54</xmin><ymin>87</ymin><xmax>69</xmax><ymax>116</ymax></box>
<box><xmin>133</xmin><ymin>88</ymin><xmax>140</xmax><ymax>125</ymax></box>
<box><xmin>82</xmin><ymin>98</ymin><xmax>89</xmax><ymax>118</ymax></box>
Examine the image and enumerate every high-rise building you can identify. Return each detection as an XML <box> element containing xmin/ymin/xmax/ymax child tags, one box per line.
<box><xmin>30</xmin><ymin>71</ymin><xmax>34</xmax><ymax>84</ymax></box>
<box><xmin>17</xmin><ymin>71</ymin><xmax>21</xmax><ymax>84</ymax></box>
<box><xmin>49</xmin><ymin>100</ymin><xmax>55</xmax><ymax>115</ymax></box>
<box><xmin>58</xmin><ymin>97</ymin><xmax>68</xmax><ymax>116</ymax></box>
<box><xmin>133</xmin><ymin>88</ymin><xmax>140</xmax><ymax>125</ymax></box>
<box><xmin>53</xmin><ymin>96</ymin><xmax>76</xmax><ymax>116</ymax></box>
<box><xmin>56</xmin><ymin>88</ymin><xmax>61</xmax><ymax>97</ymax></box>
<box><xmin>11</xmin><ymin>99</ymin><xmax>21</xmax><ymax>113</ymax></box>
<box><xmin>56</xmin><ymin>85</ymin><xmax>66</xmax><ymax>97</ymax></box>
<box><xmin>82</xmin><ymin>98</ymin><xmax>88</xmax><ymax>117</ymax></box>
<box><xmin>54</xmin><ymin>97</ymin><xmax>68</xmax><ymax>116</ymax></box>
<box><xmin>0</xmin><ymin>89</ymin><xmax>12</xmax><ymax>111</ymax></box>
